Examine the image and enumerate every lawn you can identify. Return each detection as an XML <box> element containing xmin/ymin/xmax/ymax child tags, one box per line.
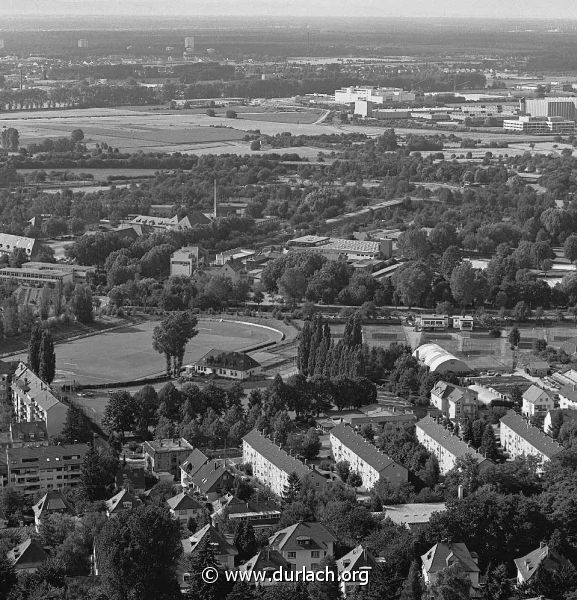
<box><xmin>11</xmin><ymin>318</ymin><xmax>283</xmax><ymax>386</ymax></box>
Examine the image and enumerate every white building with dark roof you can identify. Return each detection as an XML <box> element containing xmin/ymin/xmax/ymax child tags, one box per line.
<box><xmin>421</xmin><ymin>542</ymin><xmax>480</xmax><ymax>589</ymax></box>
<box><xmin>336</xmin><ymin>545</ymin><xmax>378</xmax><ymax>597</ymax></box>
<box><xmin>0</xmin><ymin>233</ymin><xmax>40</xmax><ymax>258</ymax></box>
<box><xmin>242</xmin><ymin>429</ymin><xmax>327</xmax><ymax>497</ymax></box>
<box><xmin>522</xmin><ymin>385</ymin><xmax>555</xmax><ymax>418</ymax></box>
<box><xmin>514</xmin><ymin>542</ymin><xmax>572</xmax><ymax>585</ymax></box>
<box><xmin>187</xmin><ymin>350</ymin><xmax>262</xmax><ymax>381</ymax></box>
<box><xmin>329</xmin><ymin>423</ymin><xmax>408</xmax><ymax>490</ymax></box>
<box><xmin>500</xmin><ymin>410</ymin><xmax>563</xmax><ymax>469</ymax></box>
<box><xmin>416</xmin><ymin>416</ymin><xmax>492</xmax><ymax>475</ymax></box>
<box><xmin>11</xmin><ymin>362</ymin><xmax>67</xmax><ymax>437</ymax></box>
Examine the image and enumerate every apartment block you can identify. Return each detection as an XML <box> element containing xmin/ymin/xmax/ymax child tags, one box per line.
<box><xmin>142</xmin><ymin>438</ymin><xmax>193</xmax><ymax>480</ymax></box>
<box><xmin>329</xmin><ymin>423</ymin><xmax>408</xmax><ymax>490</ymax></box>
<box><xmin>242</xmin><ymin>429</ymin><xmax>326</xmax><ymax>497</ymax></box>
<box><xmin>430</xmin><ymin>381</ymin><xmax>479</xmax><ymax>421</ymax></box>
<box><xmin>500</xmin><ymin>410</ymin><xmax>562</xmax><ymax>469</ymax></box>
<box><xmin>11</xmin><ymin>363</ymin><xmax>67</xmax><ymax>438</ymax></box>
<box><xmin>6</xmin><ymin>444</ymin><xmax>89</xmax><ymax>494</ymax></box>
<box><xmin>416</xmin><ymin>416</ymin><xmax>492</xmax><ymax>475</ymax></box>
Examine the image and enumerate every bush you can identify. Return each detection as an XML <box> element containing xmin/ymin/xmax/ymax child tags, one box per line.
<box><xmin>319</xmin><ymin>460</ymin><xmax>333</xmax><ymax>471</ymax></box>
<box><xmin>489</xmin><ymin>328</ymin><xmax>502</xmax><ymax>338</ymax></box>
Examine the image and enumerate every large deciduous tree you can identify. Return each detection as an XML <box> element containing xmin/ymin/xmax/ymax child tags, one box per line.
<box><xmin>152</xmin><ymin>311</ymin><xmax>198</xmax><ymax>377</ymax></box>
<box><xmin>39</xmin><ymin>330</ymin><xmax>56</xmax><ymax>384</ymax></box>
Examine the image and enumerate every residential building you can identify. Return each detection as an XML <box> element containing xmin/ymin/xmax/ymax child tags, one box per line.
<box><xmin>180</xmin><ymin>448</ymin><xmax>211</xmax><ymax>489</ymax></box>
<box><xmin>238</xmin><ymin>549</ymin><xmax>290</xmax><ymax>587</ymax></box>
<box><xmin>181</xmin><ymin>523</ymin><xmax>238</xmax><ymax>570</ymax></box>
<box><xmin>169</xmin><ymin>246</ymin><xmax>206</xmax><ymax>277</ymax></box>
<box><xmin>166</xmin><ymin>492</ymin><xmax>204</xmax><ymax>527</ymax></box>
<box><xmin>105</xmin><ymin>489</ymin><xmax>140</xmax><ymax>517</ymax></box>
<box><xmin>416</xmin><ymin>416</ymin><xmax>492</xmax><ymax>475</ymax></box>
<box><xmin>6</xmin><ymin>444</ymin><xmax>89</xmax><ymax>494</ymax></box>
<box><xmin>0</xmin><ymin>266</ymin><xmax>72</xmax><ymax>287</ymax></box>
<box><xmin>7</xmin><ymin>538</ymin><xmax>48</xmax><ymax>573</ymax></box>
<box><xmin>142</xmin><ymin>438</ymin><xmax>193</xmax><ymax>480</ymax></box>
<box><xmin>336</xmin><ymin>545</ymin><xmax>378</xmax><ymax>598</ymax></box>
<box><xmin>413</xmin><ymin>344</ymin><xmax>470</xmax><ymax>375</ymax></box>
<box><xmin>329</xmin><ymin>423</ymin><xmax>408</xmax><ymax>490</ymax></box>
<box><xmin>242</xmin><ymin>429</ymin><xmax>327</xmax><ymax>497</ymax></box>
<box><xmin>32</xmin><ymin>490</ymin><xmax>74</xmax><ymax>531</ymax></box>
<box><xmin>0</xmin><ymin>360</ymin><xmax>16</xmax><ymax>408</ymax></box>
<box><xmin>8</xmin><ymin>421</ymin><xmax>49</xmax><ymax>448</ymax></box>
<box><xmin>558</xmin><ymin>384</ymin><xmax>577</xmax><ymax>410</ymax></box>
<box><xmin>186</xmin><ymin>349</ymin><xmax>262</xmax><ymax>381</ymax></box>
<box><xmin>381</xmin><ymin>503</ymin><xmax>446</xmax><ymax>531</ymax></box>
<box><xmin>430</xmin><ymin>381</ymin><xmax>479</xmax><ymax>421</ymax></box>
<box><xmin>500</xmin><ymin>410</ymin><xmax>563</xmax><ymax>469</ymax></box>
<box><xmin>211</xmin><ymin>493</ymin><xmax>281</xmax><ymax>533</ymax></box>
<box><xmin>186</xmin><ymin>460</ymin><xmax>234</xmax><ymax>501</ymax></box>
<box><xmin>421</xmin><ymin>542</ymin><xmax>480</xmax><ymax>590</ymax></box>
<box><xmin>268</xmin><ymin>522</ymin><xmax>337</xmax><ymax>571</ymax></box>
<box><xmin>514</xmin><ymin>543</ymin><xmax>572</xmax><ymax>585</ymax></box>
<box><xmin>0</xmin><ymin>233</ymin><xmax>40</xmax><ymax>259</ymax></box>
<box><xmin>11</xmin><ymin>362</ymin><xmax>67</xmax><ymax>438</ymax></box>
<box><xmin>522</xmin><ymin>385</ymin><xmax>555</xmax><ymax>418</ymax></box>
<box><xmin>218</xmin><ymin>259</ymin><xmax>250</xmax><ymax>284</ymax></box>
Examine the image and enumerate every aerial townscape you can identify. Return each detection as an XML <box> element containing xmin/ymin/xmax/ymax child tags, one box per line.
<box><xmin>3</xmin><ymin>3</ymin><xmax>577</xmax><ymax>600</ymax></box>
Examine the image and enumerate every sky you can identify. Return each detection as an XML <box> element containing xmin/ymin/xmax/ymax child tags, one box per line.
<box><xmin>3</xmin><ymin>0</ymin><xmax>577</xmax><ymax>19</ymax></box>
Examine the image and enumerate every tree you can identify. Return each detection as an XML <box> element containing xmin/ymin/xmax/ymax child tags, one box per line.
<box><xmin>508</xmin><ymin>327</ymin><xmax>520</xmax><ymax>348</ymax></box>
<box><xmin>481</xmin><ymin>564</ymin><xmax>511</xmax><ymax>600</ymax></box>
<box><xmin>250</xmin><ymin>140</ymin><xmax>261</xmax><ymax>151</ymax></box>
<box><xmin>184</xmin><ymin>534</ymin><xmax>231</xmax><ymax>600</ymax></box>
<box><xmin>152</xmin><ymin>312</ymin><xmax>198</xmax><ymax>377</ymax></box>
<box><xmin>80</xmin><ymin>446</ymin><xmax>118</xmax><ymax>501</ymax></box>
<box><xmin>335</xmin><ymin>460</ymin><xmax>350</xmax><ymax>482</ymax></box>
<box><xmin>28</xmin><ymin>323</ymin><xmax>43</xmax><ymax>374</ymax></box>
<box><xmin>307</xmin><ymin>555</ymin><xmax>340</xmax><ymax>600</ymax></box>
<box><xmin>70</xmin><ymin>284</ymin><xmax>94</xmax><ymax>324</ymax></box>
<box><xmin>392</xmin><ymin>262</ymin><xmax>432</xmax><ymax>308</ymax></box>
<box><xmin>428</xmin><ymin>563</ymin><xmax>471</xmax><ymax>600</ymax></box>
<box><xmin>61</xmin><ymin>405</ymin><xmax>92</xmax><ymax>443</ymax></box>
<box><xmin>278</xmin><ymin>267</ymin><xmax>307</xmax><ymax>306</ymax></box>
<box><xmin>399</xmin><ymin>560</ymin><xmax>422</xmax><ymax>600</ymax></box>
<box><xmin>70</xmin><ymin>129</ymin><xmax>84</xmax><ymax>142</ymax></box>
<box><xmin>564</xmin><ymin>234</ymin><xmax>577</xmax><ymax>264</ymax></box>
<box><xmin>233</xmin><ymin>521</ymin><xmax>257</xmax><ymax>562</ymax></box>
<box><xmin>102</xmin><ymin>391</ymin><xmax>137</xmax><ymax>438</ymax></box>
<box><xmin>450</xmin><ymin>262</ymin><xmax>477</xmax><ymax>307</ymax></box>
<box><xmin>347</xmin><ymin>472</ymin><xmax>363</xmax><ymax>489</ymax></box>
<box><xmin>96</xmin><ymin>505</ymin><xmax>182</xmax><ymax>600</ymax></box>
<box><xmin>3</xmin><ymin>296</ymin><xmax>19</xmax><ymax>337</ymax></box>
<box><xmin>283</xmin><ymin>472</ymin><xmax>302</xmax><ymax>506</ymax></box>
<box><xmin>226</xmin><ymin>109</ymin><xmax>238</xmax><ymax>119</ymax></box>
<box><xmin>133</xmin><ymin>385</ymin><xmax>160</xmax><ymax>433</ymax></box>
<box><xmin>397</xmin><ymin>228</ymin><xmax>430</xmax><ymax>260</ymax></box>
<box><xmin>0</xmin><ymin>554</ymin><xmax>17</xmax><ymax>600</ymax></box>
<box><xmin>480</xmin><ymin>425</ymin><xmax>499</xmax><ymax>461</ymax></box>
<box><xmin>38</xmin><ymin>330</ymin><xmax>56</xmax><ymax>384</ymax></box>
<box><xmin>1</xmin><ymin>127</ymin><xmax>19</xmax><ymax>151</ymax></box>
<box><xmin>9</xmin><ymin>247</ymin><xmax>28</xmax><ymax>268</ymax></box>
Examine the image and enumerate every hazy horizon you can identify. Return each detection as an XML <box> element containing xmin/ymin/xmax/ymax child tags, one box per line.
<box><xmin>3</xmin><ymin>0</ymin><xmax>577</xmax><ymax>20</ymax></box>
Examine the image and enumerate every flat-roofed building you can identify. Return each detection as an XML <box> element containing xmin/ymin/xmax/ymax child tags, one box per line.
<box><xmin>142</xmin><ymin>438</ymin><xmax>193</xmax><ymax>480</ymax></box>
<box><xmin>22</xmin><ymin>262</ymin><xmax>95</xmax><ymax>284</ymax></box>
<box><xmin>11</xmin><ymin>363</ymin><xmax>67</xmax><ymax>438</ymax></box>
<box><xmin>0</xmin><ymin>266</ymin><xmax>72</xmax><ymax>287</ymax></box>
<box><xmin>381</xmin><ymin>503</ymin><xmax>446</xmax><ymax>531</ymax></box>
<box><xmin>6</xmin><ymin>444</ymin><xmax>89</xmax><ymax>494</ymax></box>
<box><xmin>335</xmin><ymin>86</ymin><xmax>416</xmax><ymax>105</ymax></box>
<box><xmin>416</xmin><ymin>416</ymin><xmax>492</xmax><ymax>475</ymax></box>
<box><xmin>329</xmin><ymin>423</ymin><xmax>408</xmax><ymax>490</ymax></box>
<box><xmin>242</xmin><ymin>429</ymin><xmax>327</xmax><ymax>497</ymax></box>
<box><xmin>500</xmin><ymin>410</ymin><xmax>563</xmax><ymax>470</ymax></box>
<box><xmin>170</xmin><ymin>246</ymin><xmax>206</xmax><ymax>277</ymax></box>
<box><xmin>215</xmin><ymin>247</ymin><xmax>255</xmax><ymax>266</ymax></box>
<box><xmin>287</xmin><ymin>235</ymin><xmax>389</xmax><ymax>260</ymax></box>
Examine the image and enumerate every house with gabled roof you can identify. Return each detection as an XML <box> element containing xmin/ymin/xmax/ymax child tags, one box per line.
<box><xmin>421</xmin><ymin>542</ymin><xmax>480</xmax><ymax>590</ymax></box>
<box><xmin>105</xmin><ymin>489</ymin><xmax>140</xmax><ymax>517</ymax></box>
<box><xmin>7</xmin><ymin>538</ymin><xmax>48</xmax><ymax>573</ymax></box>
<box><xmin>166</xmin><ymin>492</ymin><xmax>204</xmax><ymax>527</ymax></box>
<box><xmin>218</xmin><ymin>259</ymin><xmax>250</xmax><ymax>284</ymax></box>
<box><xmin>416</xmin><ymin>416</ymin><xmax>492</xmax><ymax>475</ymax></box>
<box><xmin>32</xmin><ymin>490</ymin><xmax>74</xmax><ymax>531</ymax></box>
<box><xmin>268</xmin><ymin>521</ymin><xmax>337</xmax><ymax>572</ymax></box>
<box><xmin>238</xmin><ymin>549</ymin><xmax>290</xmax><ymax>588</ymax></box>
<box><xmin>242</xmin><ymin>429</ymin><xmax>327</xmax><ymax>497</ymax></box>
<box><xmin>329</xmin><ymin>423</ymin><xmax>408</xmax><ymax>490</ymax></box>
<box><xmin>187</xmin><ymin>460</ymin><xmax>234</xmax><ymax>500</ymax></box>
<box><xmin>522</xmin><ymin>385</ymin><xmax>555</xmax><ymax>418</ymax></box>
<box><xmin>336</xmin><ymin>545</ymin><xmax>378</xmax><ymax>597</ymax></box>
<box><xmin>514</xmin><ymin>542</ymin><xmax>572</xmax><ymax>585</ymax></box>
<box><xmin>559</xmin><ymin>384</ymin><xmax>577</xmax><ymax>410</ymax></box>
<box><xmin>187</xmin><ymin>350</ymin><xmax>262</xmax><ymax>381</ymax></box>
<box><xmin>500</xmin><ymin>410</ymin><xmax>563</xmax><ymax>470</ymax></box>
<box><xmin>430</xmin><ymin>381</ymin><xmax>479</xmax><ymax>421</ymax></box>
<box><xmin>180</xmin><ymin>448</ymin><xmax>210</xmax><ymax>489</ymax></box>
<box><xmin>181</xmin><ymin>523</ymin><xmax>238</xmax><ymax>570</ymax></box>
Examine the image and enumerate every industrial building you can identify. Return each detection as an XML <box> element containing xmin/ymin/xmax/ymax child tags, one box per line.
<box><xmin>503</xmin><ymin>115</ymin><xmax>575</xmax><ymax>134</ymax></box>
<box><xmin>287</xmin><ymin>235</ymin><xmax>392</xmax><ymax>260</ymax></box>
<box><xmin>335</xmin><ymin>86</ymin><xmax>416</xmax><ymax>105</ymax></box>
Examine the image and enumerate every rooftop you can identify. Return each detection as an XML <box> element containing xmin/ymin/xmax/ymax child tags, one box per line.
<box><xmin>421</xmin><ymin>542</ymin><xmax>479</xmax><ymax>575</ymax></box>
<box><xmin>330</xmin><ymin>423</ymin><xmax>405</xmax><ymax>474</ymax></box>
<box><xmin>7</xmin><ymin>443</ymin><xmax>89</xmax><ymax>465</ymax></box>
<box><xmin>382</xmin><ymin>503</ymin><xmax>446</xmax><ymax>526</ymax></box>
<box><xmin>416</xmin><ymin>416</ymin><xmax>489</xmax><ymax>465</ymax></box>
<box><xmin>12</xmin><ymin>362</ymin><xmax>62</xmax><ymax>412</ymax></box>
<box><xmin>197</xmin><ymin>349</ymin><xmax>261</xmax><ymax>371</ymax></box>
<box><xmin>522</xmin><ymin>385</ymin><xmax>554</xmax><ymax>404</ymax></box>
<box><xmin>143</xmin><ymin>438</ymin><xmax>193</xmax><ymax>453</ymax></box>
<box><xmin>268</xmin><ymin>522</ymin><xmax>336</xmax><ymax>553</ymax></box>
<box><xmin>500</xmin><ymin>410</ymin><xmax>563</xmax><ymax>459</ymax></box>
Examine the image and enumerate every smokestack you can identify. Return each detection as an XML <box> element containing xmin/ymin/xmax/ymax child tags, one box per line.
<box><xmin>457</xmin><ymin>485</ymin><xmax>464</xmax><ymax>500</ymax></box>
<box><xmin>214</xmin><ymin>179</ymin><xmax>217</xmax><ymax>220</ymax></box>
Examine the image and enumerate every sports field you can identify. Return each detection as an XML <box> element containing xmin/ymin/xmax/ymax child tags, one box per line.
<box><xmin>12</xmin><ymin>319</ymin><xmax>283</xmax><ymax>386</ymax></box>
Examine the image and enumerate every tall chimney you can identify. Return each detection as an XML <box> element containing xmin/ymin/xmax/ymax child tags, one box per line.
<box><xmin>213</xmin><ymin>179</ymin><xmax>217</xmax><ymax>220</ymax></box>
<box><xmin>457</xmin><ymin>484</ymin><xmax>464</xmax><ymax>500</ymax></box>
